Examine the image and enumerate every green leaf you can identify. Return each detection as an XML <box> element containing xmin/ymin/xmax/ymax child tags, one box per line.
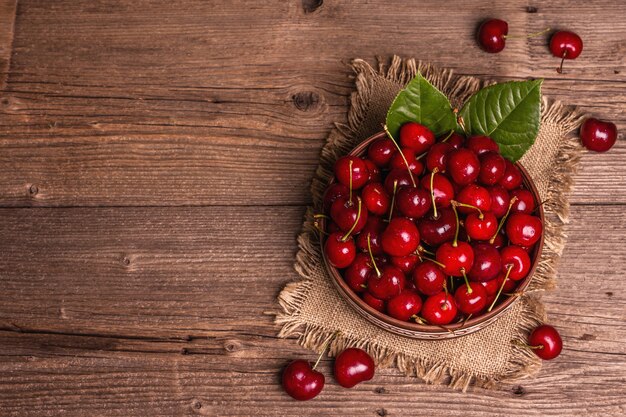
<box><xmin>385</xmin><ymin>72</ymin><xmax>457</xmax><ymax>139</ymax></box>
<box><xmin>459</xmin><ymin>80</ymin><xmax>543</xmax><ymax>162</ymax></box>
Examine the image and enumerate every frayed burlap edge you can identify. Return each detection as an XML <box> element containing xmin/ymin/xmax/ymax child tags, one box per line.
<box><xmin>275</xmin><ymin>56</ymin><xmax>585</xmax><ymax>391</ymax></box>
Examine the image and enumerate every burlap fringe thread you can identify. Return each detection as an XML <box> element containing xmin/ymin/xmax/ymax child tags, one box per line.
<box><xmin>276</xmin><ymin>57</ymin><xmax>585</xmax><ymax>391</ymax></box>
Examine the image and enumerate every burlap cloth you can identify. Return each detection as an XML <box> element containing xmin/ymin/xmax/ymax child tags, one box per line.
<box><xmin>275</xmin><ymin>56</ymin><xmax>585</xmax><ymax>390</ymax></box>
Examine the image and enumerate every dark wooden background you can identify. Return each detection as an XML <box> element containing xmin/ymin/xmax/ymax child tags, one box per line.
<box><xmin>0</xmin><ymin>1</ymin><xmax>624</xmax><ymax>416</ymax></box>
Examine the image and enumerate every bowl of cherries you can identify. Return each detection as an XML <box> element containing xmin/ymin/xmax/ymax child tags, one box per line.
<box><xmin>319</xmin><ymin>124</ymin><xmax>544</xmax><ymax>339</ymax></box>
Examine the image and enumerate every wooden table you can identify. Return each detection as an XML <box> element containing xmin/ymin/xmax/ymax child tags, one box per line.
<box><xmin>0</xmin><ymin>1</ymin><xmax>624</xmax><ymax>416</ymax></box>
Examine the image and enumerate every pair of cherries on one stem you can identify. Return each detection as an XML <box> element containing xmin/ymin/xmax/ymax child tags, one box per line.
<box><xmin>478</xmin><ymin>19</ymin><xmax>582</xmax><ymax>74</ymax></box>
<box><xmin>282</xmin><ymin>334</ymin><xmax>375</xmax><ymax>401</ymax></box>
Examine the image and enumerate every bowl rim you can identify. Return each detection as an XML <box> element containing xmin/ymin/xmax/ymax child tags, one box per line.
<box><xmin>319</xmin><ymin>130</ymin><xmax>545</xmax><ymax>337</ymax></box>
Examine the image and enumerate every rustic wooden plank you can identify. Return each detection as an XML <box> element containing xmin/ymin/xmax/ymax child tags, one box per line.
<box><xmin>0</xmin><ymin>205</ymin><xmax>623</xmax><ymax>339</ymax></box>
<box><xmin>0</xmin><ymin>133</ymin><xmax>623</xmax><ymax>207</ymax></box>
<box><xmin>0</xmin><ymin>330</ymin><xmax>624</xmax><ymax>417</ymax></box>
<box><xmin>0</xmin><ymin>0</ymin><xmax>624</xmax><ymax>207</ymax></box>
<box><xmin>0</xmin><ymin>0</ymin><xmax>16</xmax><ymax>90</ymax></box>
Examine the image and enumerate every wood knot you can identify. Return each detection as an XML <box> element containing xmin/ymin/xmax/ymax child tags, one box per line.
<box><xmin>193</xmin><ymin>401</ymin><xmax>202</xmax><ymax>409</ymax></box>
<box><xmin>183</xmin><ymin>335</ymin><xmax>193</xmax><ymax>342</ymax></box>
<box><xmin>374</xmin><ymin>386</ymin><xmax>387</xmax><ymax>394</ymax></box>
<box><xmin>122</xmin><ymin>256</ymin><xmax>131</xmax><ymax>266</ymax></box>
<box><xmin>376</xmin><ymin>408</ymin><xmax>388</xmax><ymax>416</ymax></box>
<box><xmin>224</xmin><ymin>340</ymin><xmax>242</xmax><ymax>353</ymax></box>
<box><xmin>579</xmin><ymin>333</ymin><xmax>596</xmax><ymax>341</ymax></box>
<box><xmin>302</xmin><ymin>0</ymin><xmax>323</xmax><ymax>14</ymax></box>
<box><xmin>28</xmin><ymin>184</ymin><xmax>39</xmax><ymax>196</ymax></box>
<box><xmin>525</xmin><ymin>6</ymin><xmax>538</xmax><ymax>13</ymax></box>
<box><xmin>615</xmin><ymin>70</ymin><xmax>621</xmax><ymax>74</ymax></box>
<box><xmin>292</xmin><ymin>91</ymin><xmax>320</xmax><ymax>112</ymax></box>
<box><xmin>181</xmin><ymin>348</ymin><xmax>190</xmax><ymax>355</ymax></box>
<box><xmin>512</xmin><ymin>385</ymin><xmax>526</xmax><ymax>396</ymax></box>
<box><xmin>606</xmin><ymin>291</ymin><xmax>614</xmax><ymax>297</ymax></box>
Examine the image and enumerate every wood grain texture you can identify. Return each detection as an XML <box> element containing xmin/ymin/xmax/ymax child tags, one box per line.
<box><xmin>0</xmin><ymin>0</ymin><xmax>625</xmax><ymax>416</ymax></box>
<box><xmin>0</xmin><ymin>0</ymin><xmax>624</xmax><ymax>206</ymax></box>
<box><xmin>0</xmin><ymin>206</ymin><xmax>624</xmax><ymax>416</ymax></box>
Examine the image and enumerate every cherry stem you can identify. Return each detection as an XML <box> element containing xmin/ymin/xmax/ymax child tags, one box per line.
<box><xmin>313</xmin><ymin>214</ymin><xmax>329</xmax><ymax>219</ymax></box>
<box><xmin>512</xmin><ymin>339</ymin><xmax>544</xmax><ymax>350</ymax></box>
<box><xmin>488</xmin><ymin>264</ymin><xmax>513</xmax><ymax>312</ymax></box>
<box><xmin>313</xmin><ymin>220</ymin><xmax>329</xmax><ymax>236</ymax></box>
<box><xmin>449</xmin><ymin>276</ymin><xmax>455</xmax><ymax>292</ymax></box>
<box><xmin>430</xmin><ymin>168</ymin><xmax>439</xmax><ymax>218</ymax></box>
<box><xmin>367</xmin><ymin>233</ymin><xmax>381</xmax><ymax>277</ymax></box>
<box><xmin>383</xmin><ymin>124</ymin><xmax>416</xmax><ymax>187</ymax></box>
<box><xmin>461</xmin><ymin>313</ymin><xmax>473</xmax><ymax>328</ymax></box>
<box><xmin>556</xmin><ymin>50</ymin><xmax>568</xmax><ymax>74</ymax></box>
<box><xmin>504</xmin><ymin>27</ymin><xmax>551</xmax><ymax>39</ymax></box>
<box><xmin>348</xmin><ymin>159</ymin><xmax>353</xmax><ymax>202</ymax></box>
<box><xmin>451</xmin><ymin>202</ymin><xmax>460</xmax><ymax>247</ymax></box>
<box><xmin>461</xmin><ymin>268</ymin><xmax>472</xmax><ymax>293</ymax></box>
<box><xmin>341</xmin><ymin>197</ymin><xmax>362</xmax><ymax>242</ymax></box>
<box><xmin>489</xmin><ymin>196</ymin><xmax>518</xmax><ymax>244</ymax></box>
<box><xmin>417</xmin><ymin>245</ymin><xmax>435</xmax><ymax>256</ymax></box>
<box><xmin>388</xmin><ymin>180</ymin><xmax>398</xmax><ymax>223</ymax></box>
<box><xmin>454</xmin><ymin>109</ymin><xmax>467</xmax><ymax>135</ymax></box>
<box><xmin>441</xmin><ymin>130</ymin><xmax>455</xmax><ymax>143</ymax></box>
<box><xmin>422</xmin><ymin>256</ymin><xmax>446</xmax><ymax>269</ymax></box>
<box><xmin>312</xmin><ymin>331</ymin><xmax>339</xmax><ymax>370</ymax></box>
<box><xmin>452</xmin><ymin>200</ymin><xmax>483</xmax><ymax>219</ymax></box>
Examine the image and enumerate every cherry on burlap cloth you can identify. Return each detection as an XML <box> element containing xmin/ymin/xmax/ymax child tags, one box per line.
<box><xmin>275</xmin><ymin>56</ymin><xmax>584</xmax><ymax>391</ymax></box>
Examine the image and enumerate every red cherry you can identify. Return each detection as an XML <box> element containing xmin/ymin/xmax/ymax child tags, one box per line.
<box><xmin>488</xmin><ymin>186</ymin><xmax>510</xmax><ymax>218</ymax></box>
<box><xmin>366</xmin><ymin>266</ymin><xmax>406</xmax><ymax>300</ymax></box>
<box><xmin>362</xmin><ymin>292</ymin><xmax>385</xmax><ymax>312</ymax></box>
<box><xmin>466</xmin><ymin>211</ymin><xmax>498</xmax><ymax>241</ymax></box>
<box><xmin>399</xmin><ymin>122</ymin><xmax>435</xmax><ymax>153</ymax></box>
<box><xmin>422</xmin><ymin>292</ymin><xmax>457</xmax><ymax>325</ymax></box>
<box><xmin>420</xmin><ymin>172</ymin><xmax>455</xmax><ymax>208</ymax></box>
<box><xmin>396</xmin><ymin>186</ymin><xmax>432</xmax><ymax>219</ymax></box>
<box><xmin>356</xmin><ymin>217</ymin><xmax>384</xmax><ymax>256</ymax></box>
<box><xmin>495</xmin><ymin>270</ymin><xmax>517</xmax><ymax>293</ymax></box>
<box><xmin>282</xmin><ymin>360</ymin><xmax>325</xmax><ymax>401</ymax></box>
<box><xmin>510</xmin><ymin>189</ymin><xmax>536</xmax><ymax>214</ymax></box>
<box><xmin>367</xmin><ymin>137</ymin><xmax>395</xmax><ymax>168</ymax></box>
<box><xmin>362</xmin><ymin>183</ymin><xmax>391</xmax><ymax>216</ymax></box>
<box><xmin>413</xmin><ymin>261</ymin><xmax>446</xmax><ymax>296</ymax></box>
<box><xmin>500</xmin><ymin>245</ymin><xmax>531</xmax><ymax>281</ymax></box>
<box><xmin>390</xmin><ymin>253</ymin><xmax>420</xmax><ymax>274</ymax></box>
<box><xmin>466</xmin><ymin>135</ymin><xmax>500</xmax><ymax>155</ymax></box>
<box><xmin>344</xmin><ymin>253</ymin><xmax>372</xmax><ymax>293</ymax></box>
<box><xmin>381</xmin><ymin>218</ymin><xmax>420</xmax><ymax>257</ymax></box>
<box><xmin>324</xmin><ymin>232</ymin><xmax>356</xmax><ymax>268</ymax></box>
<box><xmin>334</xmin><ymin>348</ymin><xmax>375</xmax><ymax>388</ymax></box>
<box><xmin>528</xmin><ymin>325</ymin><xmax>563</xmax><ymax>360</ymax></box>
<box><xmin>480</xmin><ymin>278</ymin><xmax>500</xmax><ymax>296</ymax></box>
<box><xmin>330</xmin><ymin>196</ymin><xmax>368</xmax><ymax>234</ymax></box>
<box><xmin>418</xmin><ymin>207</ymin><xmax>457</xmax><ymax>246</ymax></box>
<box><xmin>387</xmin><ymin>291</ymin><xmax>422</xmax><ymax>321</ymax></box>
<box><xmin>364</xmin><ymin>159</ymin><xmax>382</xmax><ymax>183</ymax></box>
<box><xmin>506</xmin><ymin>213</ymin><xmax>543</xmax><ymax>246</ymax></box>
<box><xmin>468</xmin><ymin>242</ymin><xmax>501</xmax><ymax>282</ymax></box>
<box><xmin>456</xmin><ymin>184</ymin><xmax>492</xmax><ymax>214</ymax></box>
<box><xmin>454</xmin><ymin>283</ymin><xmax>488</xmax><ymax>315</ymax></box>
<box><xmin>334</xmin><ymin>156</ymin><xmax>369</xmax><ymax>190</ymax></box>
<box><xmin>436</xmin><ymin>241</ymin><xmax>474</xmax><ymax>277</ymax></box>
<box><xmin>426</xmin><ymin>142</ymin><xmax>453</xmax><ymax>173</ymax></box>
<box><xmin>550</xmin><ymin>30</ymin><xmax>583</xmax><ymax>74</ymax></box>
<box><xmin>447</xmin><ymin>148</ymin><xmax>480</xmax><ymax>185</ymax></box>
<box><xmin>477</xmin><ymin>19</ymin><xmax>508</xmax><ymax>53</ymax></box>
<box><xmin>478</xmin><ymin>151</ymin><xmax>506</xmax><ymax>185</ymax></box>
<box><xmin>384</xmin><ymin>169</ymin><xmax>414</xmax><ymax>194</ymax></box>
<box><xmin>490</xmin><ymin>230</ymin><xmax>506</xmax><ymax>250</ymax></box>
<box><xmin>390</xmin><ymin>148</ymin><xmax>424</xmax><ymax>175</ymax></box>
<box><xmin>498</xmin><ymin>159</ymin><xmax>523</xmax><ymax>190</ymax></box>
<box><xmin>323</xmin><ymin>183</ymin><xmax>349</xmax><ymax>212</ymax></box>
<box><xmin>580</xmin><ymin>118</ymin><xmax>618</xmax><ymax>152</ymax></box>
<box><xmin>446</xmin><ymin>133</ymin><xmax>466</xmax><ymax>149</ymax></box>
